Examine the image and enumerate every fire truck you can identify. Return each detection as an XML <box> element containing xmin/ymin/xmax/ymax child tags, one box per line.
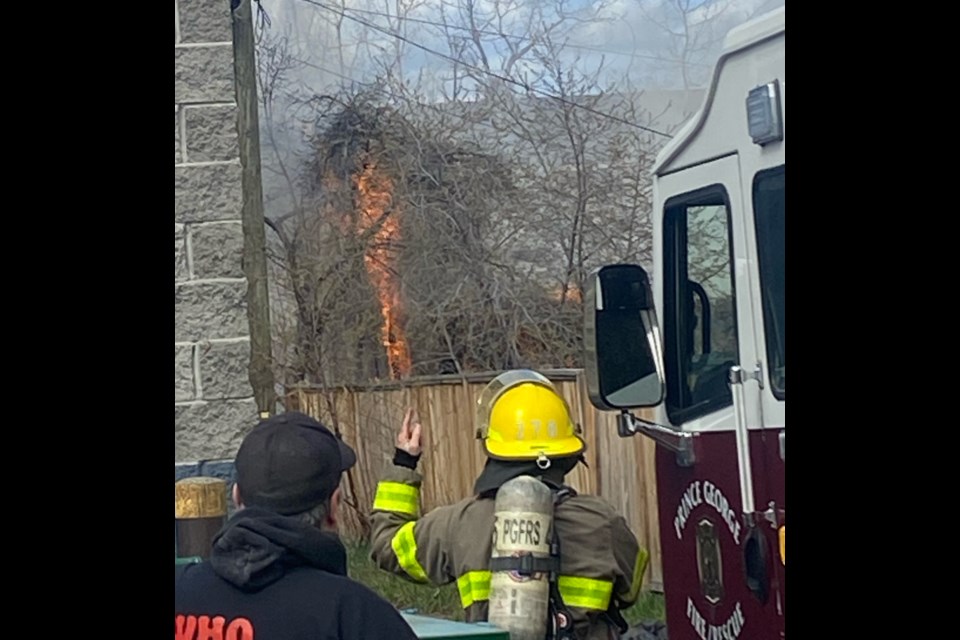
<box><xmin>583</xmin><ymin>7</ymin><xmax>785</xmax><ymax>640</ymax></box>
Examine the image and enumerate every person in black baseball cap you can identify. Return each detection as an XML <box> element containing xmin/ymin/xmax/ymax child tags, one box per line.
<box><xmin>233</xmin><ymin>410</ymin><xmax>357</xmax><ymax>517</ymax></box>
<box><xmin>176</xmin><ymin>412</ymin><xmax>417</xmax><ymax>640</ymax></box>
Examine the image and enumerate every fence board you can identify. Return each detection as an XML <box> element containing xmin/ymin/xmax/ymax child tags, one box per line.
<box><xmin>286</xmin><ymin>369</ymin><xmax>663</xmax><ymax>590</ymax></box>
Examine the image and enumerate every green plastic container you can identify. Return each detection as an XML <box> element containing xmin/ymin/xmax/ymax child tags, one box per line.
<box><xmin>400</xmin><ymin>613</ymin><xmax>510</xmax><ymax>640</ymax></box>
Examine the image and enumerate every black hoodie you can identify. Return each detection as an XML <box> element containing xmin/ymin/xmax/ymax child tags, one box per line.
<box><xmin>175</xmin><ymin>507</ymin><xmax>418</xmax><ymax>640</ymax></box>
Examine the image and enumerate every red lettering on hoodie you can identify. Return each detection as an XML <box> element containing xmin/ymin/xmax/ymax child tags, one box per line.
<box><xmin>197</xmin><ymin>616</ymin><xmax>225</xmax><ymax>640</ymax></box>
<box><xmin>175</xmin><ymin>615</ymin><xmax>197</xmax><ymax>640</ymax></box>
<box><xmin>225</xmin><ymin>618</ymin><xmax>254</xmax><ymax>640</ymax></box>
<box><xmin>175</xmin><ymin>615</ymin><xmax>254</xmax><ymax>640</ymax></box>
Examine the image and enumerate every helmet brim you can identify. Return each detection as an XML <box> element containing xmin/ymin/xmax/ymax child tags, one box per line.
<box><xmin>482</xmin><ymin>435</ymin><xmax>586</xmax><ymax>461</ymax></box>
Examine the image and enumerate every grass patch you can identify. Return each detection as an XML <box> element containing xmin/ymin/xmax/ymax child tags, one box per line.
<box><xmin>622</xmin><ymin>590</ymin><xmax>666</xmax><ymax>626</ymax></box>
<box><xmin>346</xmin><ymin>541</ymin><xmax>465</xmax><ymax>620</ymax></box>
<box><xmin>345</xmin><ymin>541</ymin><xmax>665</xmax><ymax>624</ymax></box>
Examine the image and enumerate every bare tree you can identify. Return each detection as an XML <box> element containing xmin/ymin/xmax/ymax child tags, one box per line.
<box><xmin>256</xmin><ymin>1</ymin><xmax>698</xmax><ymax>387</ymax></box>
<box><xmin>635</xmin><ymin>0</ymin><xmax>785</xmax><ymax>88</ymax></box>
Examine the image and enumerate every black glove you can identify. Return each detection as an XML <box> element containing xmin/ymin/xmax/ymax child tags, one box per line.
<box><xmin>393</xmin><ymin>447</ymin><xmax>421</xmax><ymax>470</ymax></box>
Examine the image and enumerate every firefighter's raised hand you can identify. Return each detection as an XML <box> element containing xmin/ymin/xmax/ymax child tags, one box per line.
<box><xmin>397</xmin><ymin>408</ymin><xmax>422</xmax><ymax>457</ymax></box>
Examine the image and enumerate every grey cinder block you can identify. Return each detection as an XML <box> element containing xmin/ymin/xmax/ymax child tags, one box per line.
<box><xmin>175</xmin><ymin>45</ymin><xmax>235</xmax><ymax>104</ymax></box>
<box><xmin>175</xmin><ymin>281</ymin><xmax>249</xmax><ymax>342</ymax></box>
<box><xmin>175</xmin><ymin>162</ymin><xmax>243</xmax><ymax>224</ymax></box>
<box><xmin>183</xmin><ymin>105</ymin><xmax>238</xmax><ymax>163</ymax></box>
<box><xmin>198</xmin><ymin>339</ymin><xmax>253</xmax><ymax>400</ymax></box>
<box><xmin>178</xmin><ymin>0</ymin><xmax>233</xmax><ymax>44</ymax></box>
<box><xmin>175</xmin><ymin>344</ymin><xmax>196</xmax><ymax>401</ymax></box>
<box><xmin>175</xmin><ymin>223</ymin><xmax>188</xmax><ymax>281</ymax></box>
<box><xmin>175</xmin><ymin>398</ymin><xmax>259</xmax><ymax>460</ymax></box>
<box><xmin>190</xmin><ymin>222</ymin><xmax>244</xmax><ymax>279</ymax></box>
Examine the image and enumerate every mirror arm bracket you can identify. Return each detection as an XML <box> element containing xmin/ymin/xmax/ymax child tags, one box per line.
<box><xmin>617</xmin><ymin>411</ymin><xmax>697</xmax><ymax>467</ymax></box>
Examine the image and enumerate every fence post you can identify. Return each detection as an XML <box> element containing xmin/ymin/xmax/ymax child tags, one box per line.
<box><xmin>175</xmin><ymin>476</ymin><xmax>228</xmax><ymax>559</ymax></box>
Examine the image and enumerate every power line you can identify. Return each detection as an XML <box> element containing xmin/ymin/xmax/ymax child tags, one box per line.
<box><xmin>272</xmin><ymin>57</ymin><xmax>495</xmax><ymax>129</ymax></box>
<box><xmin>298</xmin><ymin>0</ymin><xmax>673</xmax><ymax>138</ymax></box>
<box><xmin>305</xmin><ymin>1</ymin><xmax>710</xmax><ymax>68</ymax></box>
<box><xmin>289</xmin><ymin>56</ymin><xmax>373</xmax><ymax>86</ymax></box>
<box><xmin>270</xmin><ymin>64</ymin><xmax>499</xmax><ymax>135</ymax></box>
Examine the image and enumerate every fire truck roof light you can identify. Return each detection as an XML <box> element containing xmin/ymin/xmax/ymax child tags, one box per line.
<box><xmin>746</xmin><ymin>81</ymin><xmax>783</xmax><ymax>146</ymax></box>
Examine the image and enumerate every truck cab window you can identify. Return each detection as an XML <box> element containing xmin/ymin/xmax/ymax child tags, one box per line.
<box><xmin>664</xmin><ymin>186</ymin><xmax>739</xmax><ymax>423</ymax></box>
<box><xmin>752</xmin><ymin>166</ymin><xmax>785</xmax><ymax>399</ymax></box>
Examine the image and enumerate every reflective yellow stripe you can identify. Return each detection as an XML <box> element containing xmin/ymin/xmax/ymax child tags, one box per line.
<box><xmin>373</xmin><ymin>482</ymin><xmax>420</xmax><ymax>516</ymax></box>
<box><xmin>558</xmin><ymin>575</ymin><xmax>614</xmax><ymax>611</ymax></box>
<box><xmin>626</xmin><ymin>547</ymin><xmax>650</xmax><ymax>602</ymax></box>
<box><xmin>456</xmin><ymin>571</ymin><xmax>491</xmax><ymax>608</ymax></box>
<box><xmin>391</xmin><ymin>521</ymin><xmax>428</xmax><ymax>582</ymax></box>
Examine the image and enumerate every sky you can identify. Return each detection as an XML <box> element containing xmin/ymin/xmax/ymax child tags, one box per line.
<box><xmin>253</xmin><ymin>0</ymin><xmax>785</xmax><ymax>99</ymax></box>
<box><xmin>253</xmin><ymin>0</ymin><xmax>785</xmax><ymax>220</ymax></box>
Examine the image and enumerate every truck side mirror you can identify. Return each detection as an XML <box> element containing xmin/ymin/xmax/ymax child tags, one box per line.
<box><xmin>584</xmin><ymin>264</ymin><xmax>666</xmax><ymax>410</ymax></box>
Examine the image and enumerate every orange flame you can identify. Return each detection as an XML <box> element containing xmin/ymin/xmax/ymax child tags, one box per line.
<box><xmin>549</xmin><ymin>283</ymin><xmax>582</xmax><ymax>304</ymax></box>
<box><xmin>354</xmin><ymin>162</ymin><xmax>411</xmax><ymax>379</ymax></box>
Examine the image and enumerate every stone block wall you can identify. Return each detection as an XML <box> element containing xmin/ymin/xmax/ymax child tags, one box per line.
<box><xmin>175</xmin><ymin>0</ymin><xmax>257</xmax><ymax>462</ymax></box>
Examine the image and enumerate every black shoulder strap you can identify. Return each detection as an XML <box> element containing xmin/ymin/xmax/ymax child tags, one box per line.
<box><xmin>539</xmin><ymin>478</ymin><xmax>577</xmax><ymax>504</ymax></box>
<box><xmin>542</xmin><ymin>481</ymin><xmax>579</xmax><ymax>640</ymax></box>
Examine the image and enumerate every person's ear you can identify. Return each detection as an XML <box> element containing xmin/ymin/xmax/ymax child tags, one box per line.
<box><xmin>326</xmin><ymin>487</ymin><xmax>341</xmax><ymax>528</ymax></box>
<box><xmin>232</xmin><ymin>483</ymin><xmax>244</xmax><ymax>509</ymax></box>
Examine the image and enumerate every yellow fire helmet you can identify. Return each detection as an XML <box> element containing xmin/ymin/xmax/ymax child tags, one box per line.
<box><xmin>475</xmin><ymin>369</ymin><xmax>585</xmax><ymax>464</ymax></box>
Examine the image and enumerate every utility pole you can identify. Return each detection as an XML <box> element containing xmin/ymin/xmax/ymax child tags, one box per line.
<box><xmin>231</xmin><ymin>0</ymin><xmax>275</xmax><ymax>417</ymax></box>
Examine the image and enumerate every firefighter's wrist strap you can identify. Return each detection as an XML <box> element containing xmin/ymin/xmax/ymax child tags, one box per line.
<box><xmin>393</xmin><ymin>448</ymin><xmax>421</xmax><ymax>470</ymax></box>
<box><xmin>489</xmin><ymin>554</ymin><xmax>560</xmax><ymax>576</ymax></box>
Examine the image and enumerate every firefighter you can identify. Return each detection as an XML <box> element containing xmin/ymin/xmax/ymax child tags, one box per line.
<box><xmin>369</xmin><ymin>369</ymin><xmax>648</xmax><ymax>639</ymax></box>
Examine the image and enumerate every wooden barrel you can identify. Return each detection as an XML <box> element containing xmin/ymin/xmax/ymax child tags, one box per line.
<box><xmin>175</xmin><ymin>476</ymin><xmax>228</xmax><ymax>559</ymax></box>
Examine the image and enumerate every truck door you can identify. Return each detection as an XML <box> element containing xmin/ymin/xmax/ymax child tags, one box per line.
<box><xmin>742</xmin><ymin>163</ymin><xmax>786</xmax><ymax>621</ymax></box>
<box><xmin>655</xmin><ymin>153</ymin><xmax>783</xmax><ymax>639</ymax></box>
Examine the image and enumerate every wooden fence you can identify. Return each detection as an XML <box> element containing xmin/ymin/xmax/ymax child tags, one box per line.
<box><xmin>285</xmin><ymin>368</ymin><xmax>664</xmax><ymax>591</ymax></box>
